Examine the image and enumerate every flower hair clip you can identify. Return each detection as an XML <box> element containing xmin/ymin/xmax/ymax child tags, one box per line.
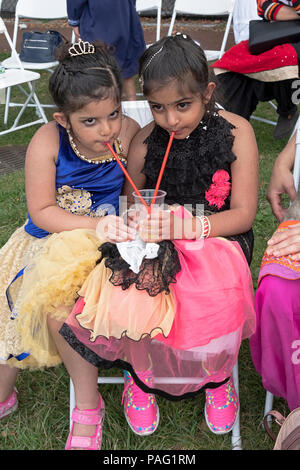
<box><xmin>69</xmin><ymin>38</ymin><xmax>95</xmax><ymax>57</ymax></box>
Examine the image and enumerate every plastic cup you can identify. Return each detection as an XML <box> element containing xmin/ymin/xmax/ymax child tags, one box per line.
<box><xmin>132</xmin><ymin>189</ymin><xmax>166</xmax><ymax>220</ymax></box>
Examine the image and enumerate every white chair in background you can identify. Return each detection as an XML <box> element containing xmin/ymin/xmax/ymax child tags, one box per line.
<box><xmin>136</xmin><ymin>0</ymin><xmax>162</xmax><ymax>43</ymax></box>
<box><xmin>69</xmin><ymin>99</ymin><xmax>242</xmax><ymax>450</ymax></box>
<box><xmin>0</xmin><ymin>16</ymin><xmax>47</xmax><ymax>135</ymax></box>
<box><xmin>2</xmin><ymin>0</ymin><xmax>71</xmax><ymax>124</ymax></box>
<box><xmin>167</xmin><ymin>0</ymin><xmax>236</xmax><ymax>61</ymax></box>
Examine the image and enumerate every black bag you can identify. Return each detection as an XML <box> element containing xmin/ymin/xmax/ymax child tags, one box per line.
<box><xmin>249</xmin><ymin>19</ymin><xmax>300</xmax><ymax>55</ymax></box>
<box><xmin>19</xmin><ymin>30</ymin><xmax>63</xmax><ymax>63</ymax></box>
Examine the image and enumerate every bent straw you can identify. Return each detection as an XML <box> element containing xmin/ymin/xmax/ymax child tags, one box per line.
<box><xmin>106</xmin><ymin>132</ymin><xmax>175</xmax><ymax>213</ymax></box>
<box><xmin>151</xmin><ymin>132</ymin><xmax>175</xmax><ymax>208</ymax></box>
<box><xmin>105</xmin><ymin>142</ymin><xmax>150</xmax><ymax>213</ymax></box>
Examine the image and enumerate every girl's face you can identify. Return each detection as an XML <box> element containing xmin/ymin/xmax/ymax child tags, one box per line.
<box><xmin>147</xmin><ymin>80</ymin><xmax>215</xmax><ymax>139</ymax></box>
<box><xmin>55</xmin><ymin>97</ymin><xmax>122</xmax><ymax>156</ymax></box>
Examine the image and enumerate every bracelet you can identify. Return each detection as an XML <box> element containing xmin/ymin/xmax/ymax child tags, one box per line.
<box><xmin>195</xmin><ymin>215</ymin><xmax>211</xmax><ymax>239</ymax></box>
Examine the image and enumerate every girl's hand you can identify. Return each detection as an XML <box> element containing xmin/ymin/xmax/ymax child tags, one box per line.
<box><xmin>266</xmin><ymin>223</ymin><xmax>300</xmax><ymax>260</ymax></box>
<box><xmin>96</xmin><ymin>215</ymin><xmax>136</xmax><ymax>244</ymax></box>
<box><xmin>138</xmin><ymin>208</ymin><xmax>198</xmax><ymax>242</ymax></box>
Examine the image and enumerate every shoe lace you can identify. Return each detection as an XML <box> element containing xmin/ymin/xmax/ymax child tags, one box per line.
<box><xmin>207</xmin><ymin>380</ymin><xmax>233</xmax><ymax>408</ymax></box>
<box><xmin>122</xmin><ymin>371</ymin><xmax>153</xmax><ymax>408</ymax></box>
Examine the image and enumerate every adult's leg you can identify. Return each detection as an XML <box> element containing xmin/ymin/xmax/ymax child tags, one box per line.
<box><xmin>123</xmin><ymin>76</ymin><xmax>137</xmax><ymax>101</ymax></box>
<box><xmin>216</xmin><ymin>72</ymin><xmax>260</xmax><ymax>120</ymax></box>
<box><xmin>250</xmin><ymin>276</ymin><xmax>300</xmax><ymax>411</ymax></box>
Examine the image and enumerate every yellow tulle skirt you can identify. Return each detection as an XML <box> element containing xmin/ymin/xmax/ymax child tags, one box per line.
<box><xmin>4</xmin><ymin>228</ymin><xmax>101</xmax><ymax>369</ymax></box>
<box><xmin>0</xmin><ymin>225</ymin><xmax>49</xmax><ymax>368</ymax></box>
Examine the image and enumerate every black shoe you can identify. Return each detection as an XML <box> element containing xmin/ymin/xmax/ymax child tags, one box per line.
<box><xmin>273</xmin><ymin>110</ymin><xmax>299</xmax><ymax>140</ymax></box>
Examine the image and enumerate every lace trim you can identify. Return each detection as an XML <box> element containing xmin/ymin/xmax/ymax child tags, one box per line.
<box><xmin>97</xmin><ymin>240</ymin><xmax>181</xmax><ymax>296</ymax></box>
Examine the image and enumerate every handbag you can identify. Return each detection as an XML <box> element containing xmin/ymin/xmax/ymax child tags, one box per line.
<box><xmin>263</xmin><ymin>408</ymin><xmax>300</xmax><ymax>450</ymax></box>
<box><xmin>19</xmin><ymin>30</ymin><xmax>63</xmax><ymax>63</ymax></box>
<box><xmin>249</xmin><ymin>19</ymin><xmax>300</xmax><ymax>55</ymax></box>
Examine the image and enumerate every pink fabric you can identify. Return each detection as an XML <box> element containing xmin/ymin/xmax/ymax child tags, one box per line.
<box><xmin>63</xmin><ymin>206</ymin><xmax>256</xmax><ymax>396</ymax></box>
<box><xmin>65</xmin><ymin>233</ymin><xmax>256</xmax><ymax>397</ymax></box>
<box><xmin>250</xmin><ymin>275</ymin><xmax>300</xmax><ymax>411</ymax></box>
<box><xmin>154</xmin><ymin>237</ymin><xmax>256</xmax><ymax>350</ymax></box>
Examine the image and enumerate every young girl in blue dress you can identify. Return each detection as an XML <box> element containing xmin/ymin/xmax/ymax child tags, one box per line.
<box><xmin>0</xmin><ymin>39</ymin><xmax>139</xmax><ymax>440</ymax></box>
<box><xmin>56</xmin><ymin>34</ymin><xmax>258</xmax><ymax>446</ymax></box>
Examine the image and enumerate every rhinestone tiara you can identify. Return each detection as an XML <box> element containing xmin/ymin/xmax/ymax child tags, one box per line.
<box><xmin>69</xmin><ymin>38</ymin><xmax>95</xmax><ymax>57</ymax></box>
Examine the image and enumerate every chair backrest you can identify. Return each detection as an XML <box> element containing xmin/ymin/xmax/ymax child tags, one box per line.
<box><xmin>12</xmin><ymin>0</ymin><xmax>68</xmax><ymax>46</ymax></box>
<box><xmin>136</xmin><ymin>0</ymin><xmax>162</xmax><ymax>41</ymax></box>
<box><xmin>0</xmin><ymin>16</ymin><xmax>23</xmax><ymax>68</ymax></box>
<box><xmin>16</xmin><ymin>0</ymin><xmax>67</xmax><ymax>19</ymax></box>
<box><xmin>121</xmin><ymin>100</ymin><xmax>153</xmax><ymax>128</ymax></box>
<box><xmin>168</xmin><ymin>0</ymin><xmax>236</xmax><ymax>58</ymax></box>
<box><xmin>169</xmin><ymin>0</ymin><xmax>235</xmax><ymax>17</ymax></box>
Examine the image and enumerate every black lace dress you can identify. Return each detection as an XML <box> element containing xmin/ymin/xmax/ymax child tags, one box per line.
<box><xmin>142</xmin><ymin>111</ymin><xmax>254</xmax><ymax>265</ymax></box>
<box><xmin>60</xmin><ymin>111</ymin><xmax>256</xmax><ymax>399</ymax></box>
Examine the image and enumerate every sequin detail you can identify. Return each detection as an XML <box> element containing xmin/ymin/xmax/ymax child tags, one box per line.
<box><xmin>205</xmin><ymin>377</ymin><xmax>239</xmax><ymax>434</ymax></box>
<box><xmin>122</xmin><ymin>370</ymin><xmax>159</xmax><ymax>436</ymax></box>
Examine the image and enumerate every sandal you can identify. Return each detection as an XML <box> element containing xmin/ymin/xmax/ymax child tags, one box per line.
<box><xmin>65</xmin><ymin>394</ymin><xmax>105</xmax><ymax>450</ymax></box>
<box><xmin>0</xmin><ymin>387</ymin><xmax>18</xmax><ymax>420</ymax></box>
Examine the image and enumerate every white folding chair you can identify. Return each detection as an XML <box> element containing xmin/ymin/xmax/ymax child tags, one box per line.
<box><xmin>69</xmin><ymin>100</ymin><xmax>242</xmax><ymax>450</ymax></box>
<box><xmin>136</xmin><ymin>0</ymin><xmax>162</xmax><ymax>43</ymax></box>
<box><xmin>0</xmin><ymin>17</ymin><xmax>47</xmax><ymax>135</ymax></box>
<box><xmin>167</xmin><ymin>0</ymin><xmax>236</xmax><ymax>61</ymax></box>
<box><xmin>2</xmin><ymin>0</ymin><xmax>71</xmax><ymax>124</ymax></box>
<box><xmin>263</xmin><ymin>115</ymin><xmax>300</xmax><ymax>426</ymax></box>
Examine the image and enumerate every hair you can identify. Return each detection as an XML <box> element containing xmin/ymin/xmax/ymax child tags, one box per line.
<box><xmin>139</xmin><ymin>34</ymin><xmax>217</xmax><ymax>113</ymax></box>
<box><xmin>49</xmin><ymin>39</ymin><xmax>123</xmax><ymax>116</ymax></box>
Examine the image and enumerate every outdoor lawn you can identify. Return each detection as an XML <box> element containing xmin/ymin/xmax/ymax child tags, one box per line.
<box><xmin>0</xmin><ymin>58</ymin><xmax>294</xmax><ymax>450</ymax></box>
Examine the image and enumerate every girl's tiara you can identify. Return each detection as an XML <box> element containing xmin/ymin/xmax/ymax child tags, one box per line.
<box><xmin>69</xmin><ymin>38</ymin><xmax>95</xmax><ymax>57</ymax></box>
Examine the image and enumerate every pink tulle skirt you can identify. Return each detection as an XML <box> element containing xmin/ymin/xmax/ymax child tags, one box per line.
<box><xmin>62</xmin><ymin>235</ymin><xmax>256</xmax><ymax>399</ymax></box>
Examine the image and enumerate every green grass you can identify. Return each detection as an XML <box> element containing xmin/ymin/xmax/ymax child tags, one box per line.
<box><xmin>0</xmin><ymin>79</ymin><xmax>294</xmax><ymax>450</ymax></box>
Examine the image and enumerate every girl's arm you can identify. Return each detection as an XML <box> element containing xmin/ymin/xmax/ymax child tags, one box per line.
<box><xmin>205</xmin><ymin>111</ymin><xmax>259</xmax><ymax>238</ymax></box>
<box><xmin>25</xmin><ymin>121</ymin><xmax>135</xmax><ymax>242</ymax></box>
<box><xmin>25</xmin><ymin>122</ymin><xmax>105</xmax><ymax>233</ymax></box>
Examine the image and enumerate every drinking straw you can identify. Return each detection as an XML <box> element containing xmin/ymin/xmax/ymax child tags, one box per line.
<box><xmin>105</xmin><ymin>142</ymin><xmax>150</xmax><ymax>214</ymax></box>
<box><xmin>106</xmin><ymin>132</ymin><xmax>174</xmax><ymax>213</ymax></box>
<box><xmin>150</xmin><ymin>132</ymin><xmax>175</xmax><ymax>208</ymax></box>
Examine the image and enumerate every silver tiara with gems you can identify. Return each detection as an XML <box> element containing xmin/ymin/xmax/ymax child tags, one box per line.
<box><xmin>68</xmin><ymin>38</ymin><xmax>95</xmax><ymax>57</ymax></box>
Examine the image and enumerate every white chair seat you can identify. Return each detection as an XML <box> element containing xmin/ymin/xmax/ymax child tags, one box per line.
<box><xmin>0</xmin><ymin>68</ymin><xmax>40</xmax><ymax>88</ymax></box>
<box><xmin>205</xmin><ymin>50</ymin><xmax>224</xmax><ymax>62</ymax></box>
<box><xmin>2</xmin><ymin>55</ymin><xmax>58</xmax><ymax>70</ymax></box>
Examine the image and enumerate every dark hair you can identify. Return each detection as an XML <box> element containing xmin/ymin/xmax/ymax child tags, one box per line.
<box><xmin>139</xmin><ymin>34</ymin><xmax>217</xmax><ymax>112</ymax></box>
<box><xmin>49</xmin><ymin>39</ymin><xmax>123</xmax><ymax>116</ymax></box>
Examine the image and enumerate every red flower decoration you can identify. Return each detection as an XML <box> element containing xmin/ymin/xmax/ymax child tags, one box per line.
<box><xmin>205</xmin><ymin>170</ymin><xmax>231</xmax><ymax>209</ymax></box>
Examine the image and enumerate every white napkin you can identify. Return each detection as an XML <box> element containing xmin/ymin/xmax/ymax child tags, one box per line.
<box><xmin>116</xmin><ymin>236</ymin><xmax>159</xmax><ymax>274</ymax></box>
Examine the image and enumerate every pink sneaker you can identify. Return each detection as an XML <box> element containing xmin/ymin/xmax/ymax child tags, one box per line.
<box><xmin>122</xmin><ymin>370</ymin><xmax>159</xmax><ymax>436</ymax></box>
<box><xmin>204</xmin><ymin>377</ymin><xmax>239</xmax><ymax>434</ymax></box>
<box><xmin>0</xmin><ymin>388</ymin><xmax>18</xmax><ymax>420</ymax></box>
